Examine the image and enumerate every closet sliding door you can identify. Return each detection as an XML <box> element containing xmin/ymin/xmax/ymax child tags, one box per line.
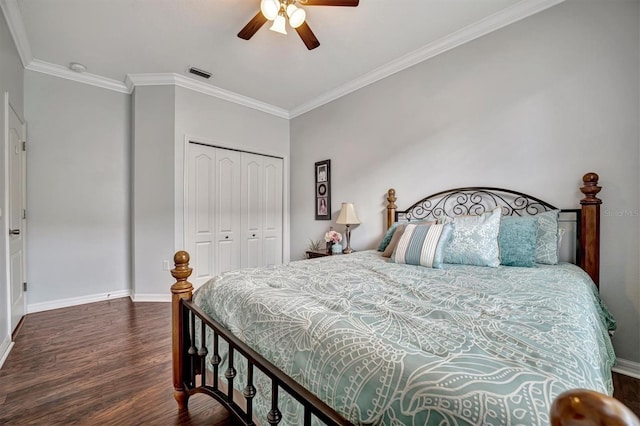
<box><xmin>186</xmin><ymin>143</ymin><xmax>282</xmax><ymax>285</ymax></box>
<box><xmin>241</xmin><ymin>153</ymin><xmax>283</xmax><ymax>268</ymax></box>
<box><xmin>261</xmin><ymin>156</ymin><xmax>283</xmax><ymax>267</ymax></box>
<box><xmin>241</xmin><ymin>153</ymin><xmax>262</xmax><ymax>268</ymax></box>
<box><xmin>215</xmin><ymin>149</ymin><xmax>242</xmax><ymax>274</ymax></box>
<box><xmin>186</xmin><ymin>144</ymin><xmax>241</xmax><ymax>287</ymax></box>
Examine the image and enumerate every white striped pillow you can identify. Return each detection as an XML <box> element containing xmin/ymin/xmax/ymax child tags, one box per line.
<box><xmin>391</xmin><ymin>223</ymin><xmax>452</xmax><ymax>268</ymax></box>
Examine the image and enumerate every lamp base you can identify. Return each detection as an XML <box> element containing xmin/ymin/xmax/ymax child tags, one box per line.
<box><xmin>343</xmin><ymin>224</ymin><xmax>354</xmax><ymax>254</ymax></box>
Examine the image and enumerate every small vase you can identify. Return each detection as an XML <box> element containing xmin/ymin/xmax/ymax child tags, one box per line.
<box><xmin>331</xmin><ymin>243</ymin><xmax>343</xmax><ymax>254</ymax></box>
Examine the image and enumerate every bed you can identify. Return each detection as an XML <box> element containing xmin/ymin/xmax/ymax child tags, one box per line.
<box><xmin>169</xmin><ymin>172</ymin><xmax>618</xmax><ymax>425</ymax></box>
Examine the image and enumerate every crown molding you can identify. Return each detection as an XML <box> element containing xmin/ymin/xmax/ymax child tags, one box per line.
<box><xmin>289</xmin><ymin>0</ymin><xmax>565</xmax><ymax>118</ymax></box>
<box><xmin>126</xmin><ymin>73</ymin><xmax>290</xmax><ymax>119</ymax></box>
<box><xmin>0</xmin><ymin>0</ymin><xmax>32</xmax><ymax>66</ymax></box>
<box><xmin>25</xmin><ymin>59</ymin><xmax>130</xmax><ymax>93</ymax></box>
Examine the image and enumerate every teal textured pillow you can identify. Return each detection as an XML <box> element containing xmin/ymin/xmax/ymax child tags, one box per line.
<box><xmin>377</xmin><ymin>223</ymin><xmax>399</xmax><ymax>251</ymax></box>
<box><xmin>499</xmin><ymin>216</ymin><xmax>538</xmax><ymax>267</ymax></box>
<box><xmin>443</xmin><ymin>207</ymin><xmax>502</xmax><ymax>267</ymax></box>
<box><xmin>391</xmin><ymin>223</ymin><xmax>452</xmax><ymax>268</ymax></box>
<box><xmin>535</xmin><ymin>210</ymin><xmax>560</xmax><ymax>264</ymax></box>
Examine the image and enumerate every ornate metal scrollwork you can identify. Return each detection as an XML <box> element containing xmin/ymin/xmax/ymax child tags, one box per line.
<box><xmin>396</xmin><ymin>187</ymin><xmax>558</xmax><ymax>222</ymax></box>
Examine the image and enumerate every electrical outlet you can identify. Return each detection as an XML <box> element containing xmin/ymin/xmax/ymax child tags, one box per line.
<box><xmin>163</xmin><ymin>260</ymin><xmax>170</xmax><ymax>271</ymax></box>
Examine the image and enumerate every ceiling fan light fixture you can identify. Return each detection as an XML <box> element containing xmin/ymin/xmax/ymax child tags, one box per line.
<box><xmin>260</xmin><ymin>0</ymin><xmax>280</xmax><ymax>20</ymax></box>
<box><xmin>269</xmin><ymin>13</ymin><xmax>287</xmax><ymax>34</ymax></box>
<box><xmin>286</xmin><ymin>4</ymin><xmax>306</xmax><ymax>28</ymax></box>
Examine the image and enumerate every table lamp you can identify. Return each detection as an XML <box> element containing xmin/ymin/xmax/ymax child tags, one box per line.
<box><xmin>336</xmin><ymin>202</ymin><xmax>360</xmax><ymax>254</ymax></box>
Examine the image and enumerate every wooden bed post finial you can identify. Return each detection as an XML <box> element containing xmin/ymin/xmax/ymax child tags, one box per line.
<box><xmin>171</xmin><ymin>251</ymin><xmax>193</xmax><ymax>293</ymax></box>
<box><xmin>579</xmin><ymin>173</ymin><xmax>601</xmax><ymax>288</ymax></box>
<box><xmin>581</xmin><ymin>172</ymin><xmax>602</xmax><ymax>204</ymax></box>
<box><xmin>387</xmin><ymin>188</ymin><xmax>397</xmax><ymax>230</ymax></box>
<box><xmin>171</xmin><ymin>250</ymin><xmax>193</xmax><ymax>410</ymax></box>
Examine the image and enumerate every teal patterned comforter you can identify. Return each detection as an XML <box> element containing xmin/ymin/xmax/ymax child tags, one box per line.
<box><xmin>193</xmin><ymin>250</ymin><xmax>616</xmax><ymax>425</ymax></box>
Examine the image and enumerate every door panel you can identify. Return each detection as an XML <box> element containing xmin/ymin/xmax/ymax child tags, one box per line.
<box><xmin>245</xmin><ymin>237</ymin><xmax>260</xmax><ymax>268</ymax></box>
<box><xmin>195</xmin><ymin>242</ymin><xmax>212</xmax><ymax>282</ymax></box>
<box><xmin>195</xmin><ymin>155</ymin><xmax>213</xmax><ymax>234</ymax></box>
<box><xmin>215</xmin><ymin>150</ymin><xmax>240</xmax><ymax>274</ymax></box>
<box><xmin>8</xmin><ymin>101</ymin><xmax>25</xmax><ymax>332</ymax></box>
<box><xmin>187</xmin><ymin>146</ymin><xmax>215</xmax><ymax>287</ymax></box>
<box><xmin>262</xmin><ymin>157</ymin><xmax>283</xmax><ymax>266</ymax></box>
<box><xmin>241</xmin><ymin>153</ymin><xmax>263</xmax><ymax>268</ymax></box>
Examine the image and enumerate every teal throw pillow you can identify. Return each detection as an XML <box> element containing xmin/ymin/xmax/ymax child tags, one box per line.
<box><xmin>377</xmin><ymin>223</ymin><xmax>400</xmax><ymax>252</ymax></box>
<box><xmin>499</xmin><ymin>216</ymin><xmax>538</xmax><ymax>267</ymax></box>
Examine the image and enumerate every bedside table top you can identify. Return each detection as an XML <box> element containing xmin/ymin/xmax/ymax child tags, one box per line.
<box><xmin>306</xmin><ymin>250</ymin><xmax>331</xmax><ymax>259</ymax></box>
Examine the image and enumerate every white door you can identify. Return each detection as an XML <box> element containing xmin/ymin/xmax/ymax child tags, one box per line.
<box><xmin>8</xmin><ymin>101</ymin><xmax>25</xmax><ymax>332</ymax></box>
<box><xmin>187</xmin><ymin>143</ymin><xmax>216</xmax><ymax>288</ymax></box>
<box><xmin>261</xmin><ymin>156</ymin><xmax>283</xmax><ymax>267</ymax></box>
<box><xmin>241</xmin><ymin>153</ymin><xmax>263</xmax><ymax>268</ymax></box>
<box><xmin>186</xmin><ymin>143</ymin><xmax>241</xmax><ymax>287</ymax></box>
<box><xmin>240</xmin><ymin>153</ymin><xmax>283</xmax><ymax>268</ymax></box>
<box><xmin>186</xmin><ymin>144</ymin><xmax>283</xmax><ymax>277</ymax></box>
<box><xmin>214</xmin><ymin>149</ymin><xmax>241</xmax><ymax>274</ymax></box>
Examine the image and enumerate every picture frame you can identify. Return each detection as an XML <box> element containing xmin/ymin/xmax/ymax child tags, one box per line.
<box><xmin>315</xmin><ymin>159</ymin><xmax>331</xmax><ymax>220</ymax></box>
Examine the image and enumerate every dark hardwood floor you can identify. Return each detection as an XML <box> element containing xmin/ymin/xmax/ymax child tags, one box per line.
<box><xmin>1</xmin><ymin>297</ymin><xmax>638</xmax><ymax>424</ymax></box>
<box><xmin>0</xmin><ymin>298</ymin><xmax>233</xmax><ymax>425</ymax></box>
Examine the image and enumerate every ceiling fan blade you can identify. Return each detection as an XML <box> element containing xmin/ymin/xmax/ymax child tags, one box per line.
<box><xmin>302</xmin><ymin>0</ymin><xmax>359</xmax><ymax>6</ymax></box>
<box><xmin>237</xmin><ymin>12</ymin><xmax>268</xmax><ymax>40</ymax></box>
<box><xmin>295</xmin><ymin>22</ymin><xmax>320</xmax><ymax>50</ymax></box>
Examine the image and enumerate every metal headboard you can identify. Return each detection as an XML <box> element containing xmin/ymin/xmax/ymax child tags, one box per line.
<box><xmin>394</xmin><ymin>187</ymin><xmax>559</xmax><ymax>221</ymax></box>
<box><xmin>389</xmin><ymin>187</ymin><xmax>582</xmax><ymax>265</ymax></box>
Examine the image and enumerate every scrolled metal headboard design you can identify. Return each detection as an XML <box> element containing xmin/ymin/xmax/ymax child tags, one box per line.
<box><xmin>394</xmin><ymin>187</ymin><xmax>558</xmax><ymax>222</ymax></box>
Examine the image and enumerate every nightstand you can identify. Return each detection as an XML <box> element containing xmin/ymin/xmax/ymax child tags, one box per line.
<box><xmin>306</xmin><ymin>250</ymin><xmax>331</xmax><ymax>259</ymax></box>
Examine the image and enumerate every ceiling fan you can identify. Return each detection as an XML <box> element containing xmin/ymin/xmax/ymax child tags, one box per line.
<box><xmin>238</xmin><ymin>0</ymin><xmax>360</xmax><ymax>50</ymax></box>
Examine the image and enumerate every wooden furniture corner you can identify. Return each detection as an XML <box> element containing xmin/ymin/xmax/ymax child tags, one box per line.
<box><xmin>306</xmin><ymin>250</ymin><xmax>331</xmax><ymax>259</ymax></box>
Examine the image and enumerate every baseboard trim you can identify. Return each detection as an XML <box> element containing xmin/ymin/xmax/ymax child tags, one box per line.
<box><xmin>26</xmin><ymin>289</ymin><xmax>131</xmax><ymax>314</ymax></box>
<box><xmin>0</xmin><ymin>337</ymin><xmax>14</xmax><ymax>369</ymax></box>
<box><xmin>612</xmin><ymin>358</ymin><xmax>640</xmax><ymax>380</ymax></box>
<box><xmin>131</xmin><ymin>293</ymin><xmax>171</xmax><ymax>303</ymax></box>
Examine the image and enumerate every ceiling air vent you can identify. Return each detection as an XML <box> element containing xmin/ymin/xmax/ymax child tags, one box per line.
<box><xmin>188</xmin><ymin>67</ymin><xmax>212</xmax><ymax>79</ymax></box>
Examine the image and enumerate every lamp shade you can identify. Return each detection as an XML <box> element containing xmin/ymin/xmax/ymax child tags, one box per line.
<box><xmin>260</xmin><ymin>0</ymin><xmax>280</xmax><ymax>20</ymax></box>
<box><xmin>286</xmin><ymin>4</ymin><xmax>306</xmax><ymax>28</ymax></box>
<box><xmin>336</xmin><ymin>202</ymin><xmax>360</xmax><ymax>225</ymax></box>
<box><xmin>269</xmin><ymin>13</ymin><xmax>287</xmax><ymax>34</ymax></box>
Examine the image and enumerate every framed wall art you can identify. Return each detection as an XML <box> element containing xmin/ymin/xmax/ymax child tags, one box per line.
<box><xmin>315</xmin><ymin>159</ymin><xmax>331</xmax><ymax>220</ymax></box>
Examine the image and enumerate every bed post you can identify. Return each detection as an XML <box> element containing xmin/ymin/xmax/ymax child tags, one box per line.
<box><xmin>387</xmin><ymin>188</ymin><xmax>397</xmax><ymax>229</ymax></box>
<box><xmin>579</xmin><ymin>173</ymin><xmax>602</xmax><ymax>288</ymax></box>
<box><xmin>170</xmin><ymin>251</ymin><xmax>193</xmax><ymax>410</ymax></box>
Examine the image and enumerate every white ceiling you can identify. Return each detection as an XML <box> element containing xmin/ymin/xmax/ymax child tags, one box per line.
<box><xmin>2</xmin><ymin>0</ymin><xmax>563</xmax><ymax>117</ymax></box>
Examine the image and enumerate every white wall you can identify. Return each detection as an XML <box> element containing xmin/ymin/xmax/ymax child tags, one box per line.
<box><xmin>24</xmin><ymin>71</ymin><xmax>130</xmax><ymax>308</ymax></box>
<box><xmin>290</xmin><ymin>0</ymin><xmax>640</xmax><ymax>363</ymax></box>
<box><xmin>0</xmin><ymin>6</ymin><xmax>23</xmax><ymax>361</ymax></box>
<box><xmin>0</xmin><ymin>10</ymin><xmax>22</xmax><ymax>117</ymax></box>
<box><xmin>131</xmin><ymin>85</ymin><xmax>175</xmax><ymax>299</ymax></box>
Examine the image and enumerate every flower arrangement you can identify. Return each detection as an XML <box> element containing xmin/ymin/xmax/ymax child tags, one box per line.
<box><xmin>324</xmin><ymin>230</ymin><xmax>342</xmax><ymax>244</ymax></box>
